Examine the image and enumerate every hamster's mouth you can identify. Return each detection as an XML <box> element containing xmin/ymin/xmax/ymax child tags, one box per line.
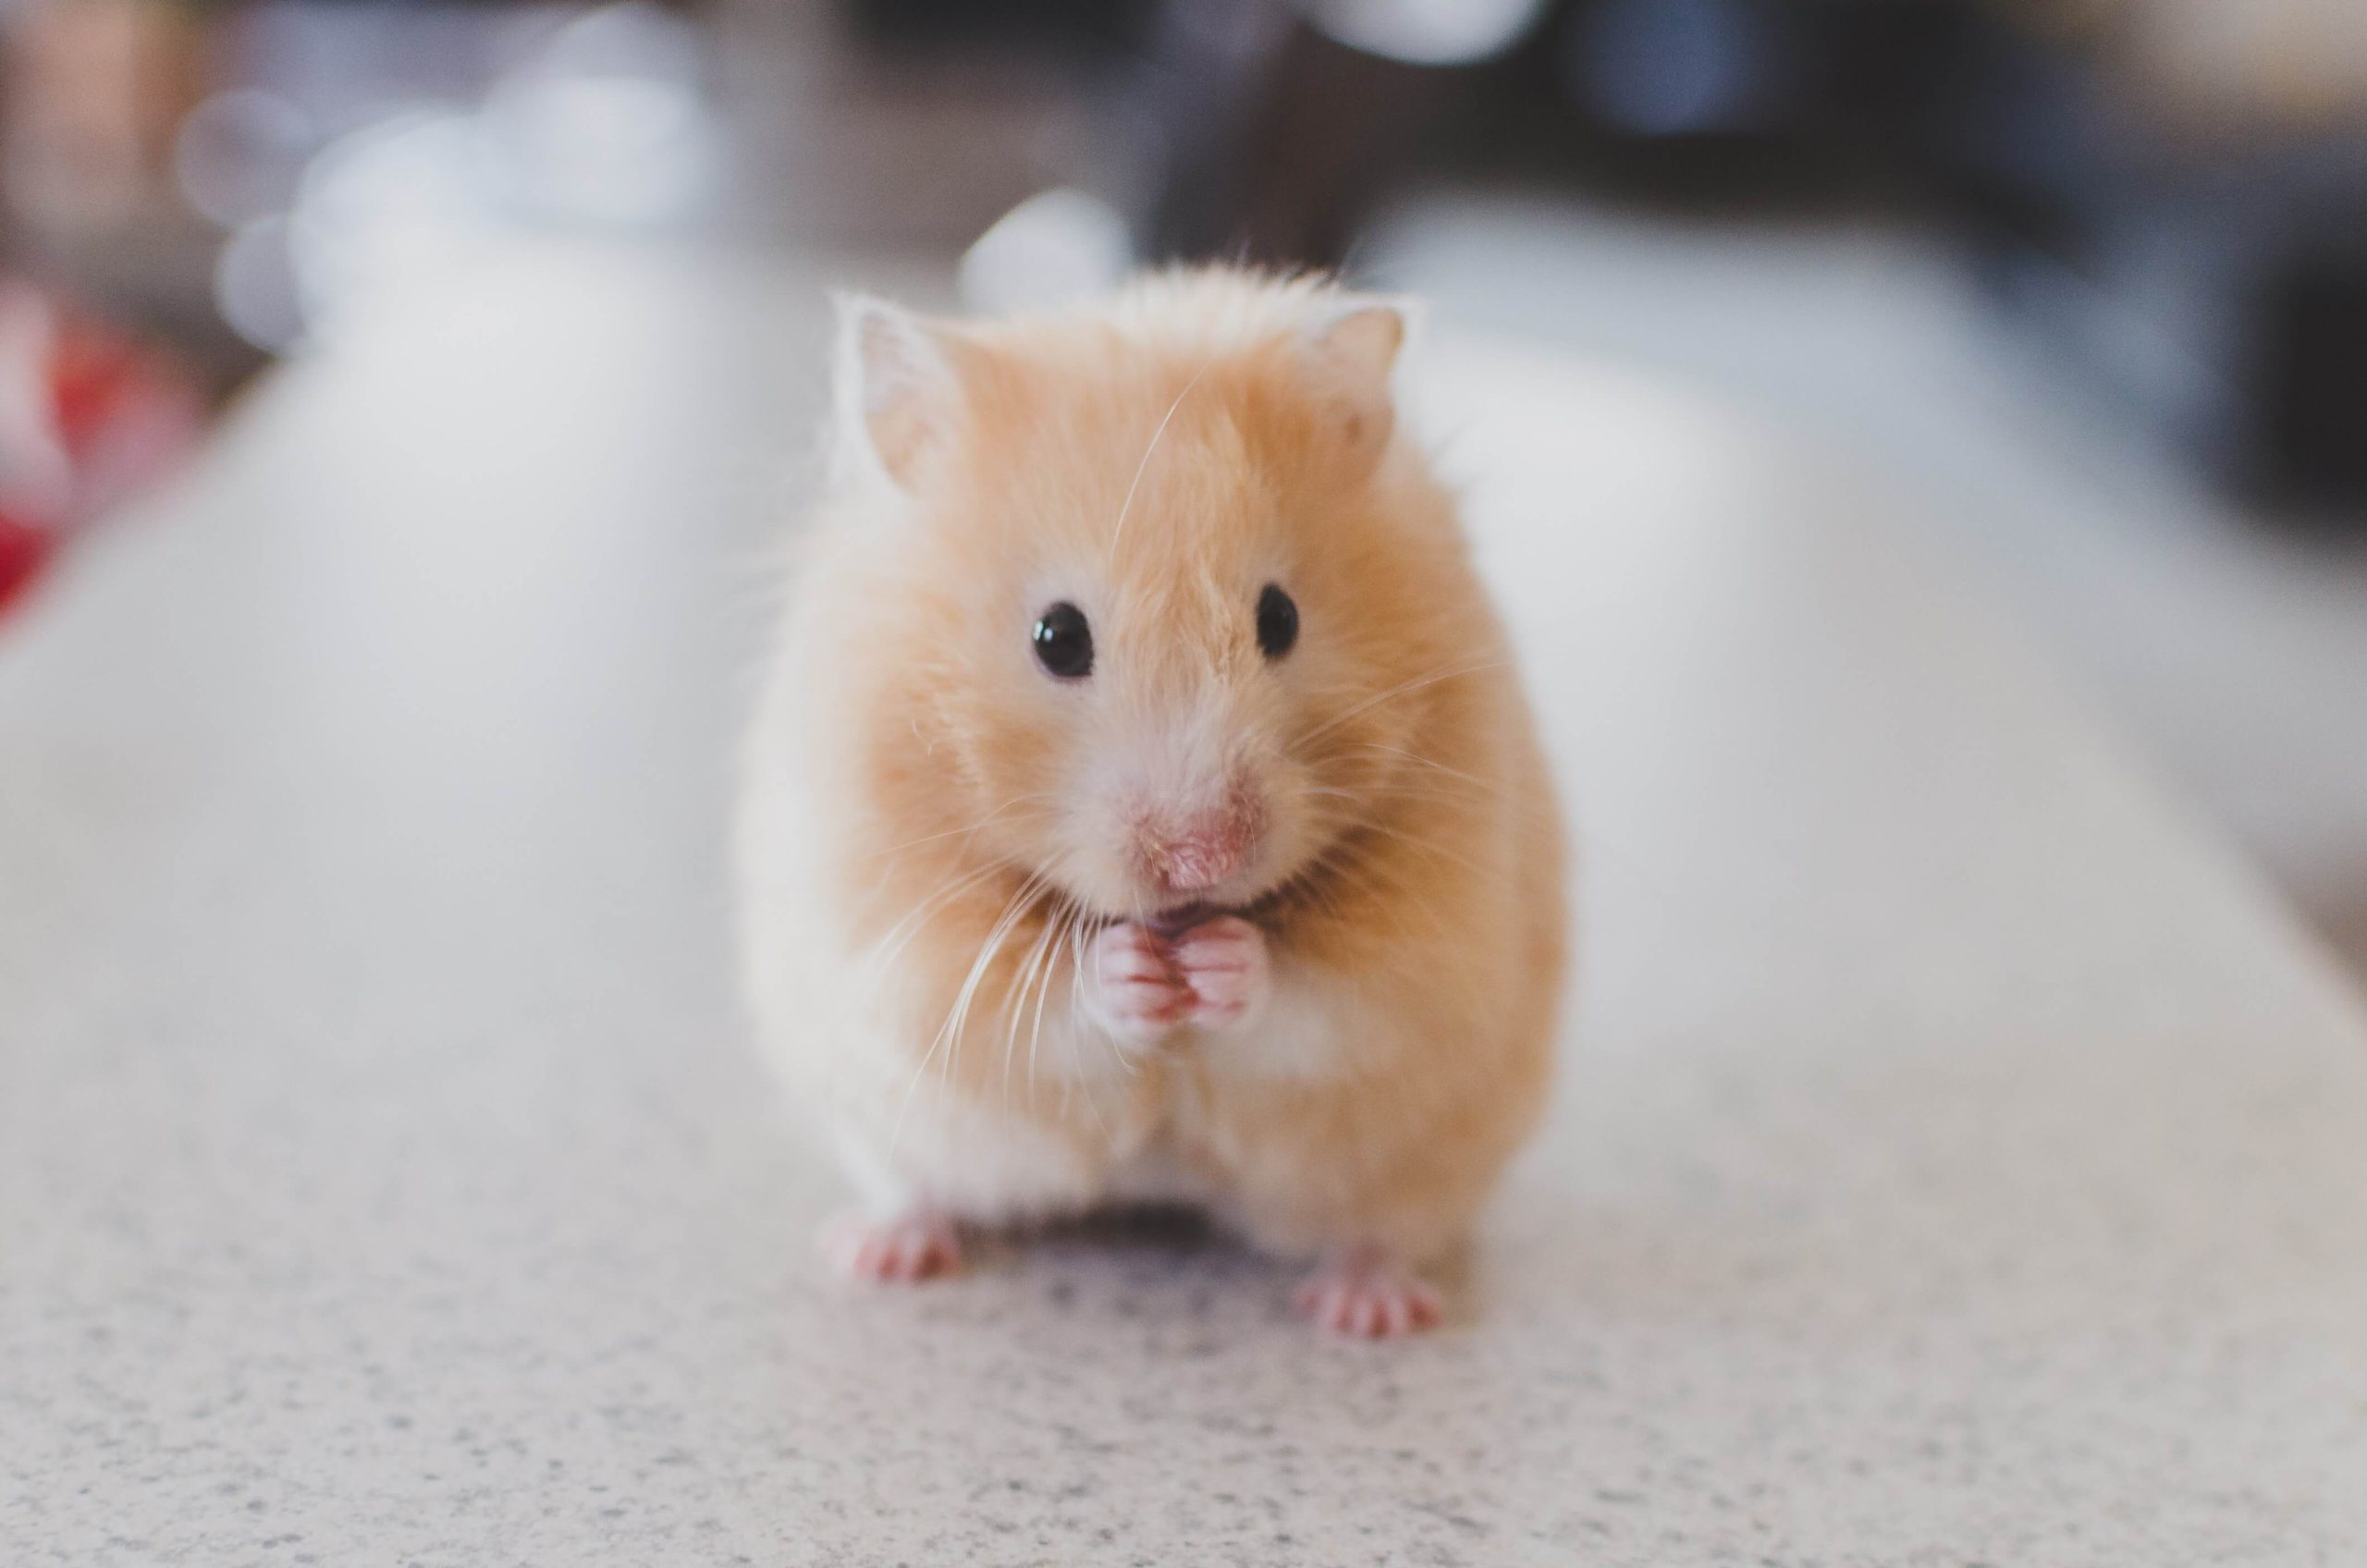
<box><xmin>1073</xmin><ymin>897</ymin><xmax>1255</xmax><ymax>938</ymax></box>
<box><xmin>1127</xmin><ymin>858</ymin><xmax>1320</xmax><ymax>935</ymax></box>
<box><xmin>1145</xmin><ymin>900</ymin><xmax>1216</xmax><ymax>937</ymax></box>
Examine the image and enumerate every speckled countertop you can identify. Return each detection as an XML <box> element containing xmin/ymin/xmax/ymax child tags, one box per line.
<box><xmin>5</xmin><ymin>248</ymin><xmax>2365</xmax><ymax>1566</ymax></box>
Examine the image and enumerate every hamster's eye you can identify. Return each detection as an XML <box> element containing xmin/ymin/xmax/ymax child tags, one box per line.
<box><xmin>1032</xmin><ymin>601</ymin><xmax>1094</xmax><ymax>680</ymax></box>
<box><xmin>1256</xmin><ymin>583</ymin><xmax>1298</xmax><ymax>660</ymax></box>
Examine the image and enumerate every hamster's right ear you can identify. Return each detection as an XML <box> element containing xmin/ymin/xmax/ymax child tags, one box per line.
<box><xmin>832</xmin><ymin>293</ymin><xmax>968</xmax><ymax>491</ymax></box>
<box><xmin>1300</xmin><ymin>293</ymin><xmax>1418</xmax><ymax>476</ymax></box>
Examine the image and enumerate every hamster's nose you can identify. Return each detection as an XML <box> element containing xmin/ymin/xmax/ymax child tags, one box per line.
<box><xmin>1149</xmin><ymin>826</ymin><xmax>1241</xmax><ymax>894</ymax></box>
<box><xmin>1137</xmin><ymin>796</ymin><xmax>1263</xmax><ymax>896</ymax></box>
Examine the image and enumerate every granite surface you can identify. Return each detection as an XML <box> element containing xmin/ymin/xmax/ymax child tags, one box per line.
<box><xmin>4</xmin><ymin>246</ymin><xmax>2365</xmax><ymax>1565</ymax></box>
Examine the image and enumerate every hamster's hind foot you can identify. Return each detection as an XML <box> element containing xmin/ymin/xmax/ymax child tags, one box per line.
<box><xmin>1294</xmin><ymin>1247</ymin><xmax>1442</xmax><ymax>1338</ymax></box>
<box><xmin>821</xmin><ymin>1209</ymin><xmax>962</xmax><ymax>1283</ymax></box>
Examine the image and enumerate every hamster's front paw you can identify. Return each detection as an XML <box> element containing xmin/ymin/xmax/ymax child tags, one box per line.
<box><xmin>1085</xmin><ymin>921</ymin><xmax>1193</xmax><ymax>1046</ymax></box>
<box><xmin>1168</xmin><ymin>915</ymin><xmax>1269</xmax><ymax>1031</ymax></box>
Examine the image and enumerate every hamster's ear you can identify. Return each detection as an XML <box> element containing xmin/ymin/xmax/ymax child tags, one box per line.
<box><xmin>832</xmin><ymin>293</ymin><xmax>967</xmax><ymax>491</ymax></box>
<box><xmin>1302</xmin><ymin>294</ymin><xmax>1417</xmax><ymax>472</ymax></box>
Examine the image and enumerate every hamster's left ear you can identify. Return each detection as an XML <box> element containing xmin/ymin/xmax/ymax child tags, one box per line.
<box><xmin>1302</xmin><ymin>294</ymin><xmax>1417</xmax><ymax>473</ymax></box>
<box><xmin>831</xmin><ymin>292</ymin><xmax>971</xmax><ymax>492</ymax></box>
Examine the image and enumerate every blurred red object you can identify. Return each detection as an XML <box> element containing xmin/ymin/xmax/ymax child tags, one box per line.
<box><xmin>0</xmin><ymin>280</ymin><xmax>202</xmax><ymax>619</ymax></box>
<box><xmin>0</xmin><ymin>515</ymin><xmax>43</xmax><ymax>615</ymax></box>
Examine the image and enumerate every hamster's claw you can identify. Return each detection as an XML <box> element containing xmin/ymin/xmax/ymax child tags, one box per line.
<box><xmin>821</xmin><ymin>1209</ymin><xmax>962</xmax><ymax>1283</ymax></box>
<box><xmin>1294</xmin><ymin>1248</ymin><xmax>1442</xmax><ymax>1338</ymax></box>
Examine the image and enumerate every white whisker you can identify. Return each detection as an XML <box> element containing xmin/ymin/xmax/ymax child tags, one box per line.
<box><xmin>866</xmin><ymin>795</ymin><xmax>1057</xmax><ymax>860</ymax></box>
<box><xmin>1300</xmin><ymin>658</ymin><xmax>1507</xmax><ymax>745</ymax></box>
<box><xmin>888</xmin><ymin>872</ymin><xmax>1042</xmax><ymax>1160</ymax></box>
<box><xmin>1107</xmin><ymin>361</ymin><xmax>1209</xmax><ymax>560</ymax></box>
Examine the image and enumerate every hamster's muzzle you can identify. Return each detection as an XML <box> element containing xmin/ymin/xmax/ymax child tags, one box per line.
<box><xmin>1132</xmin><ymin>784</ymin><xmax>1266</xmax><ymax>900</ymax></box>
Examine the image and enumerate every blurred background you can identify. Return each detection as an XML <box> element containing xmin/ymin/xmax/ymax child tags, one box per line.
<box><xmin>2</xmin><ymin>0</ymin><xmax>2363</xmax><ymax>972</ymax></box>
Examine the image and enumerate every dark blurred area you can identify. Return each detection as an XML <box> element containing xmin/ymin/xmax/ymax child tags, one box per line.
<box><xmin>827</xmin><ymin>0</ymin><xmax>2367</xmax><ymax>510</ymax></box>
<box><xmin>4</xmin><ymin>0</ymin><xmax>2366</xmax><ymax>962</ymax></box>
<box><xmin>14</xmin><ymin>0</ymin><xmax>2362</xmax><ymax>501</ymax></box>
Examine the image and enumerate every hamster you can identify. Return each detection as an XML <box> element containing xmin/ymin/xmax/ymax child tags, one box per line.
<box><xmin>736</xmin><ymin>268</ymin><xmax>1567</xmax><ymax>1337</ymax></box>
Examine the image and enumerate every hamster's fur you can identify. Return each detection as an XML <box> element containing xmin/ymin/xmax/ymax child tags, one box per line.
<box><xmin>737</xmin><ymin>269</ymin><xmax>1566</xmax><ymax>1335</ymax></box>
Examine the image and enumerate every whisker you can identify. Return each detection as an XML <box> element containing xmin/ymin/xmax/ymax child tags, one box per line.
<box><xmin>866</xmin><ymin>795</ymin><xmax>1058</xmax><ymax>860</ymax></box>
<box><xmin>999</xmin><ymin>895</ymin><xmax>1063</xmax><ymax>1114</ymax></box>
<box><xmin>943</xmin><ymin>873</ymin><xmax>1046</xmax><ymax>1072</ymax></box>
<box><xmin>1107</xmin><ymin>361</ymin><xmax>1210</xmax><ymax>561</ymax></box>
<box><xmin>1299</xmin><ymin>658</ymin><xmax>1508</xmax><ymax>744</ymax></box>
<box><xmin>889</xmin><ymin>872</ymin><xmax>1043</xmax><ymax>1160</ymax></box>
<box><xmin>859</xmin><ymin>859</ymin><xmax>1009</xmax><ymax>995</ymax></box>
<box><xmin>1343</xmin><ymin>741</ymin><xmax>1561</xmax><ymax>825</ymax></box>
<box><xmin>1022</xmin><ymin>899</ymin><xmax>1074</xmax><ymax>1109</ymax></box>
<box><xmin>1046</xmin><ymin>898</ymin><xmax>1088</xmax><ymax>1105</ymax></box>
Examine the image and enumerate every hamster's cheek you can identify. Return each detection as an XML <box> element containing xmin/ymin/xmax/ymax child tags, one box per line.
<box><xmin>962</xmin><ymin>697</ymin><xmax>1140</xmax><ymax>910</ymax></box>
<box><xmin>1247</xmin><ymin>758</ymin><xmax>1329</xmax><ymax>886</ymax></box>
<box><xmin>956</xmin><ymin>685</ymin><xmax>1075</xmax><ymax>801</ymax></box>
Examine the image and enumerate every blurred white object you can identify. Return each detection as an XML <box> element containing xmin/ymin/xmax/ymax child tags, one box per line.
<box><xmin>1306</xmin><ymin>0</ymin><xmax>1547</xmax><ymax>66</ymax></box>
<box><xmin>211</xmin><ymin>3</ymin><xmax>717</xmax><ymax>350</ymax></box>
<box><xmin>480</xmin><ymin>3</ymin><xmax>718</xmax><ymax>227</ymax></box>
<box><xmin>215</xmin><ymin>214</ymin><xmax>308</xmax><ymax>352</ymax></box>
<box><xmin>287</xmin><ymin>109</ymin><xmax>501</xmax><ymax>349</ymax></box>
<box><xmin>482</xmin><ymin>73</ymin><xmax>713</xmax><ymax>226</ymax></box>
<box><xmin>959</xmin><ymin>188</ymin><xmax>1134</xmax><ymax>314</ymax></box>
<box><xmin>176</xmin><ymin>90</ymin><xmax>315</xmax><ymax>229</ymax></box>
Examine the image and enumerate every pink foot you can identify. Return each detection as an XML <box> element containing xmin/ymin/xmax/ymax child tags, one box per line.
<box><xmin>1167</xmin><ymin>915</ymin><xmax>1269</xmax><ymax>1030</ymax></box>
<box><xmin>1084</xmin><ymin>922</ymin><xmax>1193</xmax><ymax>1046</ymax></box>
<box><xmin>1294</xmin><ymin>1249</ymin><xmax>1442</xmax><ymax>1338</ymax></box>
<box><xmin>820</xmin><ymin>1210</ymin><xmax>962</xmax><ymax>1283</ymax></box>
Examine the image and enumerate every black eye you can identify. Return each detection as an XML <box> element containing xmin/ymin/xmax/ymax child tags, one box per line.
<box><xmin>1256</xmin><ymin>583</ymin><xmax>1298</xmax><ymax>660</ymax></box>
<box><xmin>1032</xmin><ymin>601</ymin><xmax>1094</xmax><ymax>679</ymax></box>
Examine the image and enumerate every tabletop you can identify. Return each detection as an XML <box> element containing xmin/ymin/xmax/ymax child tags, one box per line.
<box><xmin>5</xmin><ymin>240</ymin><xmax>2365</xmax><ymax>1566</ymax></box>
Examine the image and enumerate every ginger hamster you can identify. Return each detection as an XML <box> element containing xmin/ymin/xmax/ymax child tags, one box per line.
<box><xmin>736</xmin><ymin>268</ymin><xmax>1567</xmax><ymax>1337</ymax></box>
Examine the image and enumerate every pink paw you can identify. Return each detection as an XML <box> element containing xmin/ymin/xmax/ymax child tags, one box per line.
<box><xmin>820</xmin><ymin>1210</ymin><xmax>962</xmax><ymax>1283</ymax></box>
<box><xmin>1168</xmin><ymin>915</ymin><xmax>1269</xmax><ymax>1030</ymax></box>
<box><xmin>1085</xmin><ymin>922</ymin><xmax>1194</xmax><ymax>1045</ymax></box>
<box><xmin>1294</xmin><ymin>1249</ymin><xmax>1442</xmax><ymax>1338</ymax></box>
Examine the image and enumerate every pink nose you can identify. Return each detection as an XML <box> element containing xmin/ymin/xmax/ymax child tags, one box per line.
<box><xmin>1141</xmin><ymin>812</ymin><xmax>1256</xmax><ymax>894</ymax></box>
